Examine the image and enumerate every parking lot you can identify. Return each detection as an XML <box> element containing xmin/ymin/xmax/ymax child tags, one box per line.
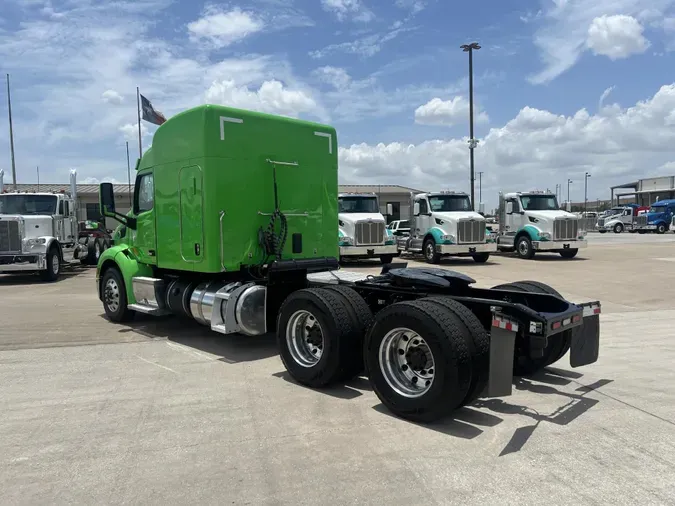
<box><xmin>2</xmin><ymin>233</ymin><xmax>675</xmax><ymax>506</ymax></box>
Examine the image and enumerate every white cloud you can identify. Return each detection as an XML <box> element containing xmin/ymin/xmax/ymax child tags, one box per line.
<box><xmin>395</xmin><ymin>0</ymin><xmax>426</xmax><ymax>14</ymax></box>
<box><xmin>204</xmin><ymin>80</ymin><xmax>324</xmax><ymax>119</ymax></box>
<box><xmin>321</xmin><ymin>0</ymin><xmax>374</xmax><ymax>22</ymax></box>
<box><xmin>528</xmin><ymin>0</ymin><xmax>675</xmax><ymax>84</ymax></box>
<box><xmin>187</xmin><ymin>6</ymin><xmax>264</xmax><ymax>49</ymax></box>
<box><xmin>119</xmin><ymin>122</ymin><xmax>151</xmax><ymax>143</ymax></box>
<box><xmin>339</xmin><ymin>83</ymin><xmax>675</xmax><ymax>208</ymax></box>
<box><xmin>586</xmin><ymin>15</ymin><xmax>650</xmax><ymax>59</ymax></box>
<box><xmin>309</xmin><ymin>23</ymin><xmax>416</xmax><ymax>58</ymax></box>
<box><xmin>102</xmin><ymin>90</ymin><xmax>123</xmax><ymax>105</ymax></box>
<box><xmin>414</xmin><ymin>96</ymin><xmax>489</xmax><ymax>126</ymax></box>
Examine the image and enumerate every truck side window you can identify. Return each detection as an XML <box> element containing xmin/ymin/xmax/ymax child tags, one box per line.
<box><xmin>419</xmin><ymin>200</ymin><xmax>429</xmax><ymax>215</ymax></box>
<box><xmin>59</xmin><ymin>200</ymin><xmax>64</xmax><ymax>215</ymax></box>
<box><xmin>135</xmin><ymin>173</ymin><xmax>154</xmax><ymax>213</ymax></box>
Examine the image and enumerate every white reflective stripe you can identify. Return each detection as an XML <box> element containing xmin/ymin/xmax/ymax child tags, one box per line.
<box><xmin>314</xmin><ymin>131</ymin><xmax>333</xmax><ymax>154</ymax></box>
<box><xmin>492</xmin><ymin>316</ymin><xmax>519</xmax><ymax>333</ymax></box>
<box><xmin>582</xmin><ymin>303</ymin><xmax>601</xmax><ymax>317</ymax></box>
<box><xmin>220</xmin><ymin>116</ymin><xmax>243</xmax><ymax>140</ymax></box>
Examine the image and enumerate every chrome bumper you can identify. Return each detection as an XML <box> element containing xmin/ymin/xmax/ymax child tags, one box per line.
<box><xmin>532</xmin><ymin>239</ymin><xmax>587</xmax><ymax>251</ymax></box>
<box><xmin>0</xmin><ymin>254</ymin><xmax>47</xmax><ymax>272</ymax></box>
<box><xmin>339</xmin><ymin>244</ymin><xmax>398</xmax><ymax>256</ymax></box>
<box><xmin>436</xmin><ymin>242</ymin><xmax>497</xmax><ymax>254</ymax></box>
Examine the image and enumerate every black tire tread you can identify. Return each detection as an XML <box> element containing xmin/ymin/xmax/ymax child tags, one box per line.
<box><xmin>421</xmin><ymin>297</ymin><xmax>489</xmax><ymax>406</ymax></box>
<box><xmin>323</xmin><ymin>285</ymin><xmax>374</xmax><ymax>375</ymax></box>
<box><xmin>276</xmin><ymin>288</ymin><xmax>361</xmax><ymax>387</ymax></box>
<box><xmin>101</xmin><ymin>267</ymin><xmax>135</xmax><ymax>322</ymax></box>
<box><xmin>365</xmin><ymin>299</ymin><xmax>472</xmax><ymax>422</ymax></box>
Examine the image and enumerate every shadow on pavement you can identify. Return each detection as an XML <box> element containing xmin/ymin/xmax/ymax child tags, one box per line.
<box><xmin>0</xmin><ymin>265</ymin><xmax>90</xmax><ymax>285</ymax></box>
<box><xmin>109</xmin><ymin>313</ymin><xmax>280</xmax><ymax>363</ymax></box>
<box><xmin>272</xmin><ymin>370</ymin><xmax>372</xmax><ymax>400</ymax></box>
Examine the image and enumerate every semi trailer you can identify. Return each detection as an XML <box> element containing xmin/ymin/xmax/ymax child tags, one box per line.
<box><xmin>395</xmin><ymin>190</ymin><xmax>496</xmax><ymax>264</ymax></box>
<box><xmin>496</xmin><ymin>191</ymin><xmax>587</xmax><ymax>259</ymax></box>
<box><xmin>95</xmin><ymin>104</ymin><xmax>602</xmax><ymax>423</ymax></box>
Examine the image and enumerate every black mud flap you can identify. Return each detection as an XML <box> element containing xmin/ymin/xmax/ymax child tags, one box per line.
<box><xmin>570</xmin><ymin>313</ymin><xmax>600</xmax><ymax>367</ymax></box>
<box><xmin>486</xmin><ymin>314</ymin><xmax>518</xmax><ymax>398</ymax></box>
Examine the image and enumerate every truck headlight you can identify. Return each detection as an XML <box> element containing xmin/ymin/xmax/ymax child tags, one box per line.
<box><xmin>440</xmin><ymin>234</ymin><xmax>455</xmax><ymax>243</ymax></box>
<box><xmin>539</xmin><ymin>232</ymin><xmax>551</xmax><ymax>240</ymax></box>
<box><xmin>339</xmin><ymin>236</ymin><xmax>354</xmax><ymax>246</ymax></box>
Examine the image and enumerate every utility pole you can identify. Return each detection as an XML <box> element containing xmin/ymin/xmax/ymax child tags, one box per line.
<box><xmin>36</xmin><ymin>166</ymin><xmax>39</xmax><ymax>191</ymax></box>
<box><xmin>584</xmin><ymin>172</ymin><xmax>591</xmax><ymax>216</ymax></box>
<box><xmin>461</xmin><ymin>42</ymin><xmax>481</xmax><ymax>211</ymax></box>
<box><xmin>126</xmin><ymin>141</ymin><xmax>132</xmax><ymax>207</ymax></box>
<box><xmin>6</xmin><ymin>74</ymin><xmax>17</xmax><ymax>190</ymax></box>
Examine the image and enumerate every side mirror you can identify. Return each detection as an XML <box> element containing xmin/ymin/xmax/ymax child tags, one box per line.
<box><xmin>413</xmin><ymin>202</ymin><xmax>420</xmax><ymax>216</ymax></box>
<box><xmin>505</xmin><ymin>202</ymin><xmax>514</xmax><ymax>214</ymax></box>
<box><xmin>100</xmin><ymin>182</ymin><xmax>116</xmax><ymax>215</ymax></box>
<box><xmin>386</xmin><ymin>203</ymin><xmax>393</xmax><ymax>216</ymax></box>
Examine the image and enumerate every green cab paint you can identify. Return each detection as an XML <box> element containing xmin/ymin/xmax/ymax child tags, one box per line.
<box><xmin>96</xmin><ymin>244</ymin><xmax>154</xmax><ymax>304</ymax></box>
<box><xmin>429</xmin><ymin>227</ymin><xmax>454</xmax><ymax>245</ymax></box>
<box><xmin>520</xmin><ymin>224</ymin><xmax>549</xmax><ymax>241</ymax></box>
<box><xmin>101</xmin><ymin>104</ymin><xmax>339</xmax><ymax>274</ymax></box>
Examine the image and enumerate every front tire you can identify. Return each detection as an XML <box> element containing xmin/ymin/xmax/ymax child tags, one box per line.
<box><xmin>423</xmin><ymin>238</ymin><xmax>440</xmax><ymax>264</ymax></box>
<box><xmin>101</xmin><ymin>267</ymin><xmax>135</xmax><ymax>322</ymax></box>
<box><xmin>515</xmin><ymin>235</ymin><xmax>535</xmax><ymax>259</ymax></box>
<box><xmin>613</xmin><ymin>223</ymin><xmax>624</xmax><ymax>233</ymax></box>
<box><xmin>656</xmin><ymin>223</ymin><xmax>667</xmax><ymax>234</ymax></box>
<box><xmin>364</xmin><ymin>299</ymin><xmax>473</xmax><ymax>422</ymax></box>
<box><xmin>39</xmin><ymin>245</ymin><xmax>61</xmax><ymax>282</ymax></box>
<box><xmin>472</xmin><ymin>253</ymin><xmax>490</xmax><ymax>263</ymax></box>
<box><xmin>559</xmin><ymin>248</ymin><xmax>578</xmax><ymax>259</ymax></box>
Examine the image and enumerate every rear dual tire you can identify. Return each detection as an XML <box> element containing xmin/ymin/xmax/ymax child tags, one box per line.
<box><xmin>277</xmin><ymin>288</ymin><xmax>490</xmax><ymax>422</ymax></box>
<box><xmin>491</xmin><ymin>280</ymin><xmax>571</xmax><ymax>376</ymax></box>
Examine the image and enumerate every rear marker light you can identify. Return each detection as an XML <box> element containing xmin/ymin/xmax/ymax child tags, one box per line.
<box><xmin>552</xmin><ymin>321</ymin><xmax>561</xmax><ymax>330</ymax></box>
<box><xmin>572</xmin><ymin>315</ymin><xmax>581</xmax><ymax>323</ymax></box>
<box><xmin>492</xmin><ymin>316</ymin><xmax>519</xmax><ymax>333</ymax></box>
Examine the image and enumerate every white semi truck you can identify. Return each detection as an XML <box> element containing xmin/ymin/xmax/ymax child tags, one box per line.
<box><xmin>396</xmin><ymin>190</ymin><xmax>496</xmax><ymax>264</ymax></box>
<box><xmin>0</xmin><ymin>169</ymin><xmax>90</xmax><ymax>281</ymax></box>
<box><xmin>496</xmin><ymin>190</ymin><xmax>587</xmax><ymax>259</ymax></box>
<box><xmin>338</xmin><ymin>192</ymin><xmax>398</xmax><ymax>264</ymax></box>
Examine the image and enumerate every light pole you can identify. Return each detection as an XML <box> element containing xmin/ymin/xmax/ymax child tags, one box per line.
<box><xmin>584</xmin><ymin>172</ymin><xmax>591</xmax><ymax>216</ymax></box>
<box><xmin>567</xmin><ymin>179</ymin><xmax>573</xmax><ymax>210</ymax></box>
<box><xmin>477</xmin><ymin>171</ymin><xmax>483</xmax><ymax>206</ymax></box>
<box><xmin>461</xmin><ymin>42</ymin><xmax>481</xmax><ymax>211</ymax></box>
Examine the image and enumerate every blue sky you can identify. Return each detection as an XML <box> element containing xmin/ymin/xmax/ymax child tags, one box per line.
<box><xmin>1</xmin><ymin>0</ymin><xmax>675</xmax><ymax>210</ymax></box>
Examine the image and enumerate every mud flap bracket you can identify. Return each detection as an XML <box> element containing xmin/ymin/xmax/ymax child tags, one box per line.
<box><xmin>570</xmin><ymin>304</ymin><xmax>600</xmax><ymax>367</ymax></box>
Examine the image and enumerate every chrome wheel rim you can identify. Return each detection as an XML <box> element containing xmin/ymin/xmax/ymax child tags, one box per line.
<box><xmin>518</xmin><ymin>240</ymin><xmax>529</xmax><ymax>255</ymax></box>
<box><xmin>104</xmin><ymin>277</ymin><xmax>120</xmax><ymax>313</ymax></box>
<box><xmin>378</xmin><ymin>327</ymin><xmax>435</xmax><ymax>398</ymax></box>
<box><xmin>95</xmin><ymin>241</ymin><xmax>101</xmax><ymax>259</ymax></box>
<box><xmin>52</xmin><ymin>253</ymin><xmax>59</xmax><ymax>273</ymax></box>
<box><xmin>425</xmin><ymin>242</ymin><xmax>434</xmax><ymax>259</ymax></box>
<box><xmin>286</xmin><ymin>310</ymin><xmax>324</xmax><ymax>367</ymax></box>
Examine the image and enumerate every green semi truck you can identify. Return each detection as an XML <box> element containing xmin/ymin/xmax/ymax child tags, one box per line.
<box><xmin>96</xmin><ymin>104</ymin><xmax>603</xmax><ymax>422</ymax></box>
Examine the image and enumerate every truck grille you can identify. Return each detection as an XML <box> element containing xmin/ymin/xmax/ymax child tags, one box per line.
<box><xmin>355</xmin><ymin>221</ymin><xmax>385</xmax><ymax>246</ymax></box>
<box><xmin>553</xmin><ymin>218</ymin><xmax>579</xmax><ymax>241</ymax></box>
<box><xmin>0</xmin><ymin>220</ymin><xmax>21</xmax><ymax>253</ymax></box>
<box><xmin>597</xmin><ymin>218</ymin><xmax>605</xmax><ymax>227</ymax></box>
<box><xmin>635</xmin><ymin>215</ymin><xmax>648</xmax><ymax>227</ymax></box>
<box><xmin>457</xmin><ymin>218</ymin><xmax>485</xmax><ymax>244</ymax></box>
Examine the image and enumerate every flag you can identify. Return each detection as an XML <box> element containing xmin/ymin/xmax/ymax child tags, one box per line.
<box><xmin>140</xmin><ymin>94</ymin><xmax>166</xmax><ymax>126</ymax></box>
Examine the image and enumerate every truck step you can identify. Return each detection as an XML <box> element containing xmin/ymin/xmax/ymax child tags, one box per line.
<box><xmin>130</xmin><ymin>277</ymin><xmax>171</xmax><ymax>316</ymax></box>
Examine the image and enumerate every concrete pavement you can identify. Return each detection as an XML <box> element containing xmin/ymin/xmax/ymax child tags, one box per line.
<box><xmin>1</xmin><ymin>235</ymin><xmax>674</xmax><ymax>505</ymax></box>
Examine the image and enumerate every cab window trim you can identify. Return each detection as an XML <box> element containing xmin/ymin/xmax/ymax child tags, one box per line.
<box><xmin>134</xmin><ymin>172</ymin><xmax>154</xmax><ymax>214</ymax></box>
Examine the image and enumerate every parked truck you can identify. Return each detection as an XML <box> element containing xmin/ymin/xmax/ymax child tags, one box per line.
<box><xmin>496</xmin><ymin>190</ymin><xmax>587</xmax><ymax>259</ymax></box>
<box><xmin>338</xmin><ymin>192</ymin><xmax>397</xmax><ymax>264</ymax></box>
<box><xmin>632</xmin><ymin>199</ymin><xmax>675</xmax><ymax>234</ymax></box>
<box><xmin>0</xmin><ymin>169</ymin><xmax>94</xmax><ymax>280</ymax></box>
<box><xmin>595</xmin><ymin>204</ymin><xmax>647</xmax><ymax>234</ymax></box>
<box><xmin>94</xmin><ymin>104</ymin><xmax>602</xmax><ymax>423</ymax></box>
<box><xmin>396</xmin><ymin>191</ymin><xmax>496</xmax><ymax>264</ymax></box>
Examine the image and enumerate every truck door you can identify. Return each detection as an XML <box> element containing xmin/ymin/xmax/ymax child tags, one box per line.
<box><xmin>179</xmin><ymin>165</ymin><xmax>204</xmax><ymax>264</ymax></box>
<box><xmin>133</xmin><ymin>171</ymin><xmax>157</xmax><ymax>265</ymax></box>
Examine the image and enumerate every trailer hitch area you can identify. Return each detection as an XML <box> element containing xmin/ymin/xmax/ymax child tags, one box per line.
<box><xmin>486</xmin><ymin>312</ymin><xmax>519</xmax><ymax>398</ymax></box>
<box><xmin>569</xmin><ymin>302</ymin><xmax>601</xmax><ymax>368</ymax></box>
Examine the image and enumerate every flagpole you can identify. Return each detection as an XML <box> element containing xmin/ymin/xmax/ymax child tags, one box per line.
<box><xmin>6</xmin><ymin>74</ymin><xmax>17</xmax><ymax>190</ymax></box>
<box><xmin>136</xmin><ymin>86</ymin><xmax>142</xmax><ymax>159</ymax></box>
<box><xmin>37</xmin><ymin>166</ymin><xmax>39</xmax><ymax>191</ymax></box>
<box><xmin>126</xmin><ymin>141</ymin><xmax>132</xmax><ymax>207</ymax></box>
